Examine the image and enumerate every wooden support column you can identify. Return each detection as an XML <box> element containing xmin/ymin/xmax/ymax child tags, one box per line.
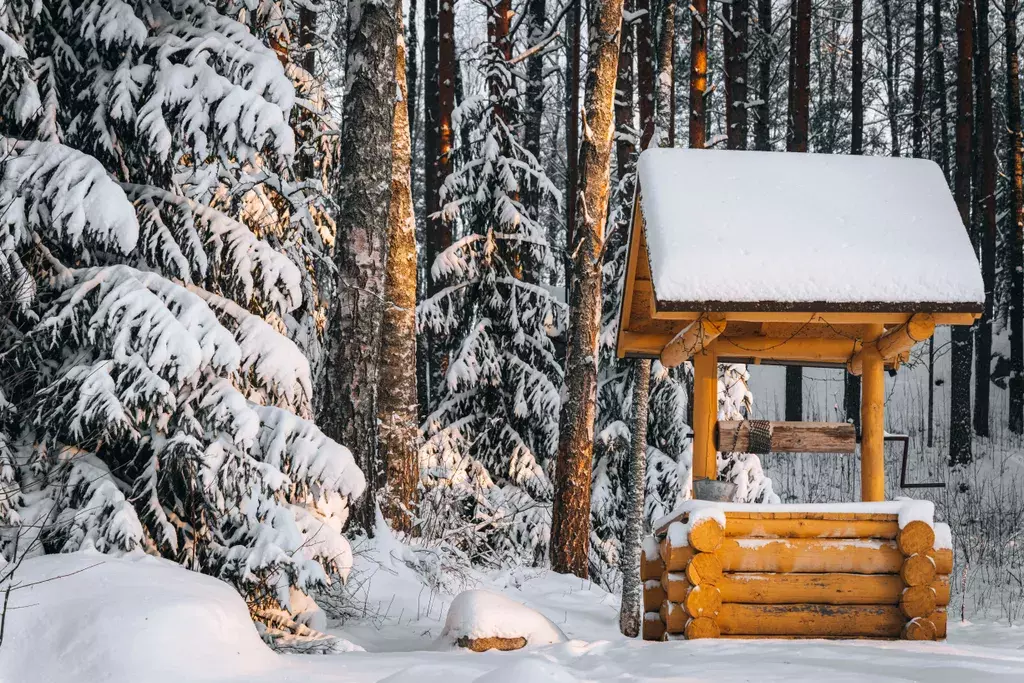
<box><xmin>692</xmin><ymin>345</ymin><xmax>719</xmax><ymax>481</ymax></box>
<box><xmin>861</xmin><ymin>323</ymin><xmax>886</xmax><ymax>501</ymax></box>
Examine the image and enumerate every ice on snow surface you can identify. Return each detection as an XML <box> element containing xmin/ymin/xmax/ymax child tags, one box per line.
<box><xmin>636</xmin><ymin>148</ymin><xmax>985</xmax><ymax>308</ymax></box>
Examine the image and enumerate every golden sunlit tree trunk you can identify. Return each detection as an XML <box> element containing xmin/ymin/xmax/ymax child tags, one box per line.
<box><xmin>551</xmin><ymin>0</ymin><xmax>623</xmax><ymax>578</ymax></box>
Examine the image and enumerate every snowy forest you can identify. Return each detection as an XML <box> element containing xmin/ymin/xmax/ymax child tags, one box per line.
<box><xmin>1</xmin><ymin>0</ymin><xmax>1024</xmax><ymax>680</ymax></box>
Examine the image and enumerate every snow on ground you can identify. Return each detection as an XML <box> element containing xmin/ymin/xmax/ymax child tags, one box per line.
<box><xmin>4</xmin><ymin>548</ymin><xmax>1024</xmax><ymax>683</ymax></box>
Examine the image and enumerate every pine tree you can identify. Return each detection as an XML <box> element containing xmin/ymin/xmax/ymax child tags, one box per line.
<box><xmin>0</xmin><ymin>0</ymin><xmax>362</xmax><ymax>620</ymax></box>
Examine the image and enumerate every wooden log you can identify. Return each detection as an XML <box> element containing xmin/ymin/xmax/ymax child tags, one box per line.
<box><xmin>717</xmin><ymin>538</ymin><xmax>904</xmax><ymax>574</ymax></box>
<box><xmin>643</xmin><ymin>580</ymin><xmax>666</xmax><ymax>612</ymax></box>
<box><xmin>659</xmin><ymin>537</ymin><xmax>695</xmax><ymax>572</ymax></box>
<box><xmin>684</xmin><ymin>616</ymin><xmax>721</xmax><ymax>639</ymax></box>
<box><xmin>849</xmin><ymin>314</ymin><xmax>935</xmax><ymax>376</ymax></box>
<box><xmin>930</xmin><ymin>548</ymin><xmax>954</xmax><ymax>574</ymax></box>
<box><xmin>641</xmin><ymin>546</ymin><xmax>665</xmax><ymax>581</ymax></box>
<box><xmin>692</xmin><ymin>346</ymin><xmax>719</xmax><ymax>480</ymax></box>
<box><xmin>688</xmin><ymin>517</ymin><xmax>725</xmax><ymax>553</ymax></box>
<box><xmin>718</xmin><ymin>572</ymin><xmax>905</xmax><ymax>605</ymax></box>
<box><xmin>724</xmin><ymin>518</ymin><xmax>899</xmax><ymax>540</ymax></box>
<box><xmin>900</xmin><ymin>585</ymin><xmax>938</xmax><ymax>618</ymax></box>
<box><xmin>642</xmin><ymin>612</ymin><xmax>666</xmax><ymax>641</ymax></box>
<box><xmin>717</xmin><ymin>604</ymin><xmax>905</xmax><ymax>638</ymax></box>
<box><xmin>860</xmin><ymin>323</ymin><xmax>886</xmax><ymax>502</ymax></box>
<box><xmin>683</xmin><ymin>584</ymin><xmax>722</xmax><ymax>618</ymax></box>
<box><xmin>716</xmin><ymin>421</ymin><xmax>856</xmax><ymax>454</ymax></box>
<box><xmin>900</xmin><ymin>553</ymin><xmax>937</xmax><ymax>587</ymax></box>
<box><xmin>662</xmin><ymin>571</ymin><xmax>690</xmax><ymax>603</ymax></box>
<box><xmin>660</xmin><ymin>600</ymin><xmax>688</xmax><ymax>633</ymax></box>
<box><xmin>661</xmin><ymin>314</ymin><xmax>727</xmax><ymax>368</ymax></box>
<box><xmin>897</xmin><ymin>520</ymin><xmax>936</xmax><ymax>556</ymax></box>
<box><xmin>934</xmin><ymin>575</ymin><xmax>951</xmax><ymax>606</ymax></box>
<box><xmin>723</xmin><ymin>511</ymin><xmax>898</xmax><ymax>521</ymax></box>
<box><xmin>686</xmin><ymin>552</ymin><xmax>723</xmax><ymax>586</ymax></box>
<box><xmin>902</xmin><ymin>616</ymin><xmax>937</xmax><ymax>641</ymax></box>
<box><xmin>713</xmin><ymin>336</ymin><xmax>863</xmax><ymax>364</ymax></box>
<box><xmin>930</xmin><ymin>609</ymin><xmax>947</xmax><ymax>639</ymax></box>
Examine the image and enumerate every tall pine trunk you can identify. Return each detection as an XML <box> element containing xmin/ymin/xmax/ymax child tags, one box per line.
<box><xmin>526</xmin><ymin>0</ymin><xmax>547</xmax><ymax>215</ymax></box>
<box><xmin>1006</xmin><ymin>0</ymin><xmax>1024</xmax><ymax>433</ymax></box>
<box><xmin>321</xmin><ymin>0</ymin><xmax>398</xmax><ymax>535</ymax></box>
<box><xmin>551</xmin><ymin>0</ymin><xmax>623</xmax><ymax>578</ymax></box>
<box><xmin>728</xmin><ymin>0</ymin><xmax>749</xmax><ymax>149</ymax></box>
<box><xmin>784</xmin><ymin>0</ymin><xmax>811</xmax><ymax>422</ymax></box>
<box><xmin>418</xmin><ymin>0</ymin><xmax>441</xmax><ymax>420</ymax></box>
<box><xmin>565</xmin><ymin>0</ymin><xmax>582</xmax><ymax>290</ymax></box>
<box><xmin>972</xmin><ymin>0</ymin><xmax>995</xmax><ymax>436</ymax></box>
<box><xmin>407</xmin><ymin>0</ymin><xmax>419</xmax><ymax>139</ymax></box>
<box><xmin>637</xmin><ymin>0</ymin><xmax>657</xmax><ymax>146</ymax></box>
<box><xmin>616</xmin><ymin>3</ymin><xmax>637</xmax><ymax>177</ymax></box>
<box><xmin>379</xmin><ymin>0</ymin><xmax>420</xmax><ymax>533</ymax></box>
<box><xmin>950</xmin><ymin>0</ymin><xmax>974</xmax><ymax>466</ymax></box>
<box><xmin>754</xmin><ymin>0</ymin><xmax>772</xmax><ymax>150</ymax></box>
<box><xmin>689</xmin><ymin>0</ymin><xmax>709</xmax><ymax>147</ymax></box>
<box><xmin>881</xmin><ymin>0</ymin><xmax>901</xmax><ymax>156</ymax></box>
<box><xmin>619</xmin><ymin>358</ymin><xmax>650</xmax><ymax>636</ymax></box>
<box><xmin>912</xmin><ymin>0</ymin><xmax>926</xmax><ymax>157</ymax></box>
<box><xmin>657</xmin><ymin>1</ymin><xmax>676</xmax><ymax>145</ymax></box>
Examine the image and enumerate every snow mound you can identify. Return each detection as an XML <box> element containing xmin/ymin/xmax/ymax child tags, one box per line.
<box><xmin>472</xmin><ymin>658</ymin><xmax>579</xmax><ymax>683</ymax></box>
<box><xmin>0</xmin><ymin>551</ymin><xmax>278</xmax><ymax>683</ymax></box>
<box><xmin>439</xmin><ymin>589</ymin><xmax>567</xmax><ymax>648</ymax></box>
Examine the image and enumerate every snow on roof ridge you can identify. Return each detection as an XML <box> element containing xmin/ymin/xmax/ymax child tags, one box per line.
<box><xmin>636</xmin><ymin>148</ymin><xmax>985</xmax><ymax>309</ymax></box>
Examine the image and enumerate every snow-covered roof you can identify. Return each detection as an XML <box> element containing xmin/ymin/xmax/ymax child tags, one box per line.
<box><xmin>636</xmin><ymin>149</ymin><xmax>985</xmax><ymax>312</ymax></box>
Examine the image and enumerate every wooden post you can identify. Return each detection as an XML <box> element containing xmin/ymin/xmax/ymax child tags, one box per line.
<box><xmin>692</xmin><ymin>346</ymin><xmax>719</xmax><ymax>481</ymax></box>
<box><xmin>861</xmin><ymin>324</ymin><xmax>886</xmax><ymax>501</ymax></box>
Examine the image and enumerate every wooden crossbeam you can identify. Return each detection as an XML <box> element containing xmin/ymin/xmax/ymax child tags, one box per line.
<box><xmin>660</xmin><ymin>314</ymin><xmax>727</xmax><ymax>367</ymax></box>
<box><xmin>716</xmin><ymin>421</ymin><xmax>857</xmax><ymax>454</ymax></box>
<box><xmin>848</xmin><ymin>314</ymin><xmax>935</xmax><ymax>376</ymax></box>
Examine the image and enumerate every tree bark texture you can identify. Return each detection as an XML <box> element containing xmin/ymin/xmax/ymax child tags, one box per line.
<box><xmin>656</xmin><ymin>0</ymin><xmax>676</xmax><ymax>146</ymax></box>
<box><xmin>852</xmin><ymin>0</ymin><xmax>863</xmax><ymax>154</ymax></box>
<box><xmin>565</xmin><ymin>0</ymin><xmax>582</xmax><ymax>289</ymax></box>
<box><xmin>932</xmin><ymin>0</ymin><xmax>952</xmax><ymax>176</ymax></box>
<box><xmin>912</xmin><ymin>0</ymin><xmax>926</xmax><ymax>157</ymax></box>
<box><xmin>728</xmin><ymin>0</ymin><xmax>749</xmax><ymax>150</ymax></box>
<box><xmin>784</xmin><ymin>0</ymin><xmax>810</xmax><ymax>422</ymax></box>
<box><xmin>637</xmin><ymin>0</ymin><xmax>657</xmax><ymax>147</ymax></box>
<box><xmin>616</xmin><ymin>2</ymin><xmax>636</xmax><ymax>178</ymax></box>
<box><xmin>950</xmin><ymin>0</ymin><xmax>974</xmax><ymax>466</ymax></box>
<box><xmin>619</xmin><ymin>358</ymin><xmax>650</xmax><ymax>637</ymax></box>
<box><xmin>526</xmin><ymin>0</ymin><xmax>547</xmax><ymax>215</ymax></box>
<box><xmin>972</xmin><ymin>0</ymin><xmax>995</xmax><ymax>437</ymax></box>
<box><xmin>689</xmin><ymin>0</ymin><xmax>709</xmax><ymax>148</ymax></box>
<box><xmin>754</xmin><ymin>0</ymin><xmax>772</xmax><ymax>150</ymax></box>
<box><xmin>321</xmin><ymin>0</ymin><xmax>398</xmax><ymax>535</ymax></box>
<box><xmin>407</xmin><ymin>0</ymin><xmax>419</xmax><ymax>139</ymax></box>
<box><xmin>379</xmin><ymin>0</ymin><xmax>420</xmax><ymax>535</ymax></box>
<box><xmin>1008</xmin><ymin>0</ymin><xmax>1024</xmax><ymax>434</ymax></box>
<box><xmin>881</xmin><ymin>0</ymin><xmax>901</xmax><ymax>156</ymax></box>
<box><xmin>551</xmin><ymin>0</ymin><xmax>622</xmax><ymax>578</ymax></box>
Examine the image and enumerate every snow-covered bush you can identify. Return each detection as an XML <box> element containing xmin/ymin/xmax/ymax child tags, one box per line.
<box><xmin>416</xmin><ymin>30</ymin><xmax>563</xmax><ymax>569</ymax></box>
<box><xmin>0</xmin><ymin>0</ymin><xmax>358</xmax><ymax>617</ymax></box>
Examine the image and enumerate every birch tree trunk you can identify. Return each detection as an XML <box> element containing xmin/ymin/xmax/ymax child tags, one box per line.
<box><xmin>950</xmin><ymin>0</ymin><xmax>974</xmax><ymax>466</ymax></box>
<box><xmin>1007</xmin><ymin>0</ymin><xmax>1024</xmax><ymax>434</ymax></box>
<box><xmin>379</xmin><ymin>0</ymin><xmax>420</xmax><ymax>534</ymax></box>
<box><xmin>551</xmin><ymin>0</ymin><xmax>622</xmax><ymax>578</ymax></box>
<box><xmin>972</xmin><ymin>0</ymin><xmax>995</xmax><ymax>437</ymax></box>
<box><xmin>689</xmin><ymin>0</ymin><xmax>709</xmax><ymax>147</ymax></box>
<box><xmin>619</xmin><ymin>358</ymin><xmax>650</xmax><ymax>637</ymax></box>
<box><xmin>321</xmin><ymin>0</ymin><xmax>398</xmax><ymax>535</ymax></box>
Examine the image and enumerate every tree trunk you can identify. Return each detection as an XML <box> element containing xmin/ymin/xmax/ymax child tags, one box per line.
<box><xmin>785</xmin><ymin>0</ymin><xmax>811</xmax><ymax>422</ymax></box>
<box><xmin>617</xmin><ymin>2</ymin><xmax>636</xmax><ymax>176</ymax></box>
<box><xmin>972</xmin><ymin>0</ymin><xmax>995</xmax><ymax>437</ymax></box>
<box><xmin>656</xmin><ymin>0</ymin><xmax>676</xmax><ymax>146</ymax></box>
<box><xmin>852</xmin><ymin>0</ymin><xmax>863</xmax><ymax>154</ymax></box>
<box><xmin>619</xmin><ymin>358</ymin><xmax>650</xmax><ymax>637</ymax></box>
<box><xmin>950</xmin><ymin>0</ymin><xmax>974</xmax><ymax>466</ymax></box>
<box><xmin>321</xmin><ymin>0</ymin><xmax>398</xmax><ymax>535</ymax></box>
<box><xmin>565</xmin><ymin>0</ymin><xmax>582</xmax><ymax>294</ymax></box>
<box><xmin>438</xmin><ymin>0</ymin><xmax>456</xmax><ymax>193</ymax></box>
<box><xmin>551</xmin><ymin>0</ymin><xmax>622</xmax><ymax>578</ymax></box>
<box><xmin>912</xmin><ymin>0</ymin><xmax>926</xmax><ymax>157</ymax></box>
<box><xmin>689</xmin><ymin>0</ymin><xmax>709</xmax><ymax>147</ymax></box>
<box><xmin>1008</xmin><ymin>0</ymin><xmax>1024</xmax><ymax>434</ymax></box>
<box><xmin>881</xmin><ymin>0</ymin><xmax>901</xmax><ymax>156</ymax></box>
<box><xmin>378</xmin><ymin>0</ymin><xmax>420</xmax><ymax>535</ymax></box>
<box><xmin>754</xmin><ymin>0</ymin><xmax>772</xmax><ymax>150</ymax></box>
<box><xmin>407</xmin><ymin>0</ymin><xmax>419</xmax><ymax>140</ymax></box>
<box><xmin>526</xmin><ymin>0</ymin><xmax>547</xmax><ymax>215</ymax></box>
<box><xmin>728</xmin><ymin>0</ymin><xmax>750</xmax><ymax>149</ymax></box>
<box><xmin>637</xmin><ymin>0</ymin><xmax>657</xmax><ymax>147</ymax></box>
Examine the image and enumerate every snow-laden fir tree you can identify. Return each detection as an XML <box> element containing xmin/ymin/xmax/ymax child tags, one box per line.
<box><xmin>0</xmin><ymin>0</ymin><xmax>360</xmax><ymax>623</ymax></box>
<box><xmin>417</xmin><ymin>17</ymin><xmax>564</xmax><ymax>568</ymax></box>
<box><xmin>717</xmin><ymin>364</ymin><xmax>781</xmax><ymax>504</ymax></box>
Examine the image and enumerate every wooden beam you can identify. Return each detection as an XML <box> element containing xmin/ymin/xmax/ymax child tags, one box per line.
<box><xmin>649</xmin><ymin>309</ymin><xmax>978</xmax><ymax>326</ymax></box>
<box><xmin>861</xmin><ymin>323</ymin><xmax>886</xmax><ymax>502</ymax></box>
<box><xmin>615</xmin><ymin>196</ymin><xmax>645</xmax><ymax>358</ymax></box>
<box><xmin>660</xmin><ymin>314</ymin><xmax>727</xmax><ymax>367</ymax></box>
<box><xmin>716</xmin><ymin>421</ymin><xmax>856</xmax><ymax>453</ymax></box>
<box><xmin>717</xmin><ymin>604</ymin><xmax>905</xmax><ymax>638</ymax></box>
<box><xmin>722</xmin><ymin>518</ymin><xmax>898</xmax><ymax>539</ymax></box>
<box><xmin>716</xmin><ymin>537</ymin><xmax>904</xmax><ymax>573</ymax></box>
<box><xmin>712</xmin><ymin>336</ymin><xmax>861</xmax><ymax>363</ymax></box>
<box><xmin>692</xmin><ymin>346</ymin><xmax>719</xmax><ymax>482</ymax></box>
<box><xmin>848</xmin><ymin>314</ymin><xmax>935</xmax><ymax>375</ymax></box>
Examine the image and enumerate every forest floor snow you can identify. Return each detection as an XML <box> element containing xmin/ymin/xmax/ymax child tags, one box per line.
<box><xmin>3</xmin><ymin>547</ymin><xmax>1024</xmax><ymax>683</ymax></box>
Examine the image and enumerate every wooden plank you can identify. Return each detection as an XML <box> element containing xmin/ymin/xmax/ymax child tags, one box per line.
<box><xmin>721</xmin><ymin>511</ymin><xmax>899</xmax><ymax>522</ymax></box>
<box><xmin>717</xmin><ymin>538</ymin><xmax>904</xmax><ymax>574</ymax></box>
<box><xmin>717</xmin><ymin>603</ymin><xmax>905</xmax><ymax>638</ymax></box>
<box><xmin>716</xmin><ymin>421</ymin><xmax>857</xmax><ymax>454</ymax></box>
<box><xmin>718</xmin><ymin>572</ymin><xmax>952</xmax><ymax>606</ymax></box>
<box><xmin>616</xmin><ymin>197</ymin><xmax>645</xmax><ymax>358</ymax></box>
<box><xmin>724</xmin><ymin>519</ymin><xmax>899</xmax><ymax>538</ymax></box>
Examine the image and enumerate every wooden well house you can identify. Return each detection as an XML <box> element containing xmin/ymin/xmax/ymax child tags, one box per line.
<box><xmin>620</xmin><ymin>149</ymin><xmax>985</xmax><ymax>641</ymax></box>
